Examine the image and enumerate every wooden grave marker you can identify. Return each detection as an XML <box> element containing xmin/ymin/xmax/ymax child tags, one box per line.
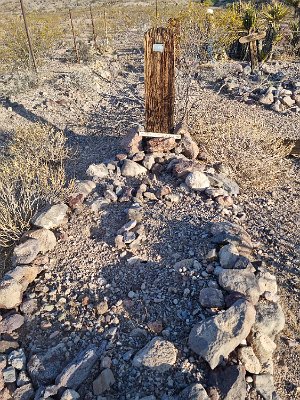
<box><xmin>239</xmin><ymin>30</ymin><xmax>266</xmax><ymax>73</ymax></box>
<box><xmin>144</xmin><ymin>27</ymin><xmax>175</xmax><ymax>134</ymax></box>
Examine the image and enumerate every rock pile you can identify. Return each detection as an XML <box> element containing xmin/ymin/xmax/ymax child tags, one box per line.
<box><xmin>222</xmin><ymin>66</ymin><xmax>300</xmax><ymax>114</ymax></box>
<box><xmin>0</xmin><ymin>127</ymin><xmax>285</xmax><ymax>399</ymax></box>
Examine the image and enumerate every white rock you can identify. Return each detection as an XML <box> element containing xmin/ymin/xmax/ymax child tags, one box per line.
<box><xmin>185</xmin><ymin>171</ymin><xmax>210</xmax><ymax>191</ymax></box>
<box><xmin>281</xmin><ymin>96</ymin><xmax>295</xmax><ymax>107</ymax></box>
<box><xmin>188</xmin><ymin>299</ymin><xmax>256</xmax><ymax>369</ymax></box>
<box><xmin>32</xmin><ymin>204</ymin><xmax>69</xmax><ymax>229</ymax></box>
<box><xmin>8</xmin><ymin>349</ymin><xmax>26</xmax><ymax>370</ymax></box>
<box><xmin>218</xmin><ymin>269</ymin><xmax>260</xmax><ymax>304</ymax></box>
<box><xmin>24</xmin><ymin>228</ymin><xmax>56</xmax><ymax>254</ymax></box>
<box><xmin>121</xmin><ymin>160</ymin><xmax>147</xmax><ymax>177</ymax></box>
<box><xmin>237</xmin><ymin>346</ymin><xmax>261</xmax><ymax>374</ymax></box>
<box><xmin>86</xmin><ymin>163</ymin><xmax>109</xmax><ymax>179</ymax></box>
<box><xmin>61</xmin><ymin>389</ymin><xmax>80</xmax><ymax>400</ymax></box>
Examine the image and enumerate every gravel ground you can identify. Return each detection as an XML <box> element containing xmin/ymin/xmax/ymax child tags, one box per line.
<box><xmin>0</xmin><ymin>29</ymin><xmax>299</xmax><ymax>399</ymax></box>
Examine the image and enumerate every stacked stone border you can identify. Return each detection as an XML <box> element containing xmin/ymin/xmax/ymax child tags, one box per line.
<box><xmin>0</xmin><ymin>126</ymin><xmax>285</xmax><ymax>400</ymax></box>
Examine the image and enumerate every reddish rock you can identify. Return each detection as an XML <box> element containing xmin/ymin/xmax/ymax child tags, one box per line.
<box><xmin>122</xmin><ymin>128</ymin><xmax>143</xmax><ymax>155</ymax></box>
<box><xmin>181</xmin><ymin>133</ymin><xmax>199</xmax><ymax>159</ymax></box>
<box><xmin>116</xmin><ymin>153</ymin><xmax>127</xmax><ymax>161</ymax></box>
<box><xmin>147</xmin><ymin>320</ymin><xmax>163</xmax><ymax>334</ymax></box>
<box><xmin>216</xmin><ymin>196</ymin><xmax>234</xmax><ymax>208</ymax></box>
<box><xmin>172</xmin><ymin>160</ymin><xmax>205</xmax><ymax>179</ymax></box>
<box><xmin>67</xmin><ymin>193</ymin><xmax>84</xmax><ymax>210</ymax></box>
<box><xmin>0</xmin><ymin>341</ymin><xmax>19</xmax><ymax>353</ymax></box>
<box><xmin>0</xmin><ymin>314</ymin><xmax>24</xmax><ymax>334</ymax></box>
<box><xmin>146</xmin><ymin>138</ymin><xmax>176</xmax><ymax>153</ymax></box>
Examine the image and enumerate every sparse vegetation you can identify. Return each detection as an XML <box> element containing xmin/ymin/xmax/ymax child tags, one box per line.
<box><xmin>192</xmin><ymin>116</ymin><xmax>293</xmax><ymax>191</ymax></box>
<box><xmin>0</xmin><ymin>124</ymin><xmax>70</xmax><ymax>248</ymax></box>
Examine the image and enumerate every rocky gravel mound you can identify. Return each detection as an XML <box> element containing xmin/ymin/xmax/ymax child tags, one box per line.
<box><xmin>0</xmin><ymin>131</ymin><xmax>288</xmax><ymax>399</ymax></box>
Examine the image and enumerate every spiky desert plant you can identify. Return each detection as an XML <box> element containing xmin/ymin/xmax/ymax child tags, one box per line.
<box><xmin>262</xmin><ymin>2</ymin><xmax>289</xmax><ymax>59</ymax></box>
<box><xmin>242</xmin><ymin>4</ymin><xmax>257</xmax><ymax>32</ymax></box>
<box><xmin>262</xmin><ymin>2</ymin><xmax>288</xmax><ymax>30</ymax></box>
<box><xmin>0</xmin><ymin>124</ymin><xmax>70</xmax><ymax>248</ymax></box>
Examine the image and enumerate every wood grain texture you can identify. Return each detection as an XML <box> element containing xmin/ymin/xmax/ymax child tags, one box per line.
<box><xmin>144</xmin><ymin>27</ymin><xmax>175</xmax><ymax>133</ymax></box>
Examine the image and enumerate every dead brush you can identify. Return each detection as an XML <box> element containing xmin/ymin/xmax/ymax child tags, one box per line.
<box><xmin>191</xmin><ymin>116</ymin><xmax>293</xmax><ymax>191</ymax></box>
<box><xmin>0</xmin><ymin>124</ymin><xmax>71</xmax><ymax>248</ymax></box>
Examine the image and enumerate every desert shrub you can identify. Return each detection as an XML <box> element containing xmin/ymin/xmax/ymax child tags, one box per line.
<box><xmin>0</xmin><ymin>124</ymin><xmax>70</xmax><ymax>248</ymax></box>
<box><xmin>191</xmin><ymin>116</ymin><xmax>293</xmax><ymax>191</ymax></box>
<box><xmin>0</xmin><ymin>13</ymin><xmax>63</xmax><ymax>72</ymax></box>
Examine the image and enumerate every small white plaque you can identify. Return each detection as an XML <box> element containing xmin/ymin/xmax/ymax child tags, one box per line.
<box><xmin>153</xmin><ymin>43</ymin><xmax>164</xmax><ymax>53</ymax></box>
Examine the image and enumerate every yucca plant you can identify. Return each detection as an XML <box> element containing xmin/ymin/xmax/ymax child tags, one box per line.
<box><xmin>262</xmin><ymin>2</ymin><xmax>288</xmax><ymax>30</ymax></box>
<box><xmin>242</xmin><ymin>4</ymin><xmax>257</xmax><ymax>32</ymax></box>
<box><xmin>262</xmin><ymin>2</ymin><xmax>288</xmax><ymax>60</ymax></box>
<box><xmin>290</xmin><ymin>21</ymin><xmax>300</xmax><ymax>54</ymax></box>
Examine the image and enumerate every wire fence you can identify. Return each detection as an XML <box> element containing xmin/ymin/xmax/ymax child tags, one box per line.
<box><xmin>0</xmin><ymin>0</ymin><xmax>299</xmax><ymax>75</ymax></box>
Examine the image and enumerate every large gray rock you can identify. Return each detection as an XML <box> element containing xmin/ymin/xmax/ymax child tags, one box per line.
<box><xmin>218</xmin><ymin>269</ymin><xmax>260</xmax><ymax>304</ymax></box>
<box><xmin>121</xmin><ymin>160</ymin><xmax>147</xmax><ymax>177</ymax></box>
<box><xmin>209</xmin><ymin>173</ymin><xmax>240</xmax><ymax>195</ymax></box>
<box><xmin>93</xmin><ymin>368</ymin><xmax>115</xmax><ymax>395</ymax></box>
<box><xmin>12</xmin><ymin>239</ymin><xmax>40</xmax><ymax>265</ymax></box>
<box><xmin>132</xmin><ymin>337</ymin><xmax>177</xmax><ymax>372</ymax></box>
<box><xmin>252</xmin><ymin>302</ymin><xmax>285</xmax><ymax>339</ymax></box>
<box><xmin>23</xmin><ymin>228</ymin><xmax>56</xmax><ymax>254</ymax></box>
<box><xmin>188</xmin><ymin>299</ymin><xmax>256</xmax><ymax>369</ymax></box>
<box><xmin>185</xmin><ymin>171</ymin><xmax>210</xmax><ymax>191</ymax></box>
<box><xmin>28</xmin><ymin>343</ymin><xmax>68</xmax><ymax>386</ymax></box>
<box><xmin>210</xmin><ymin>222</ymin><xmax>252</xmax><ymax>248</ymax></box>
<box><xmin>32</xmin><ymin>204</ymin><xmax>69</xmax><ymax>229</ymax></box>
<box><xmin>254</xmin><ymin>374</ymin><xmax>280</xmax><ymax>400</ymax></box>
<box><xmin>218</xmin><ymin>244</ymin><xmax>239</xmax><ymax>269</ymax></box>
<box><xmin>209</xmin><ymin>365</ymin><xmax>246</xmax><ymax>400</ymax></box>
<box><xmin>55</xmin><ymin>342</ymin><xmax>106</xmax><ymax>390</ymax></box>
<box><xmin>86</xmin><ymin>163</ymin><xmax>109</xmax><ymax>179</ymax></box>
<box><xmin>0</xmin><ymin>264</ymin><xmax>45</xmax><ymax>309</ymax></box>
<box><xmin>75</xmin><ymin>180</ymin><xmax>96</xmax><ymax>198</ymax></box>
<box><xmin>178</xmin><ymin>383</ymin><xmax>209</xmax><ymax>400</ymax></box>
<box><xmin>199</xmin><ymin>288</ymin><xmax>225</xmax><ymax>308</ymax></box>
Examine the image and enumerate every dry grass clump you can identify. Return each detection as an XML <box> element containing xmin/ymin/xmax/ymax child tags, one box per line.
<box><xmin>0</xmin><ymin>13</ymin><xmax>63</xmax><ymax>72</ymax></box>
<box><xmin>192</xmin><ymin>117</ymin><xmax>293</xmax><ymax>191</ymax></box>
<box><xmin>0</xmin><ymin>124</ymin><xmax>70</xmax><ymax>248</ymax></box>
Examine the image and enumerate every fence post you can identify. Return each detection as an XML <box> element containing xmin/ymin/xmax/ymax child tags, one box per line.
<box><xmin>90</xmin><ymin>4</ymin><xmax>97</xmax><ymax>47</ymax></box>
<box><xmin>144</xmin><ymin>27</ymin><xmax>175</xmax><ymax>133</ymax></box>
<box><xmin>19</xmin><ymin>0</ymin><xmax>38</xmax><ymax>73</ymax></box>
<box><xmin>104</xmin><ymin>8</ymin><xmax>109</xmax><ymax>46</ymax></box>
<box><xmin>69</xmin><ymin>9</ymin><xmax>80</xmax><ymax>63</ymax></box>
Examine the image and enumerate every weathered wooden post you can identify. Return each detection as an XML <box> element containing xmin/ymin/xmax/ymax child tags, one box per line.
<box><xmin>239</xmin><ymin>30</ymin><xmax>266</xmax><ymax>72</ymax></box>
<box><xmin>144</xmin><ymin>27</ymin><xmax>175</xmax><ymax>134</ymax></box>
<box><xmin>19</xmin><ymin>0</ymin><xmax>38</xmax><ymax>73</ymax></box>
<box><xmin>168</xmin><ymin>18</ymin><xmax>181</xmax><ymax>64</ymax></box>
